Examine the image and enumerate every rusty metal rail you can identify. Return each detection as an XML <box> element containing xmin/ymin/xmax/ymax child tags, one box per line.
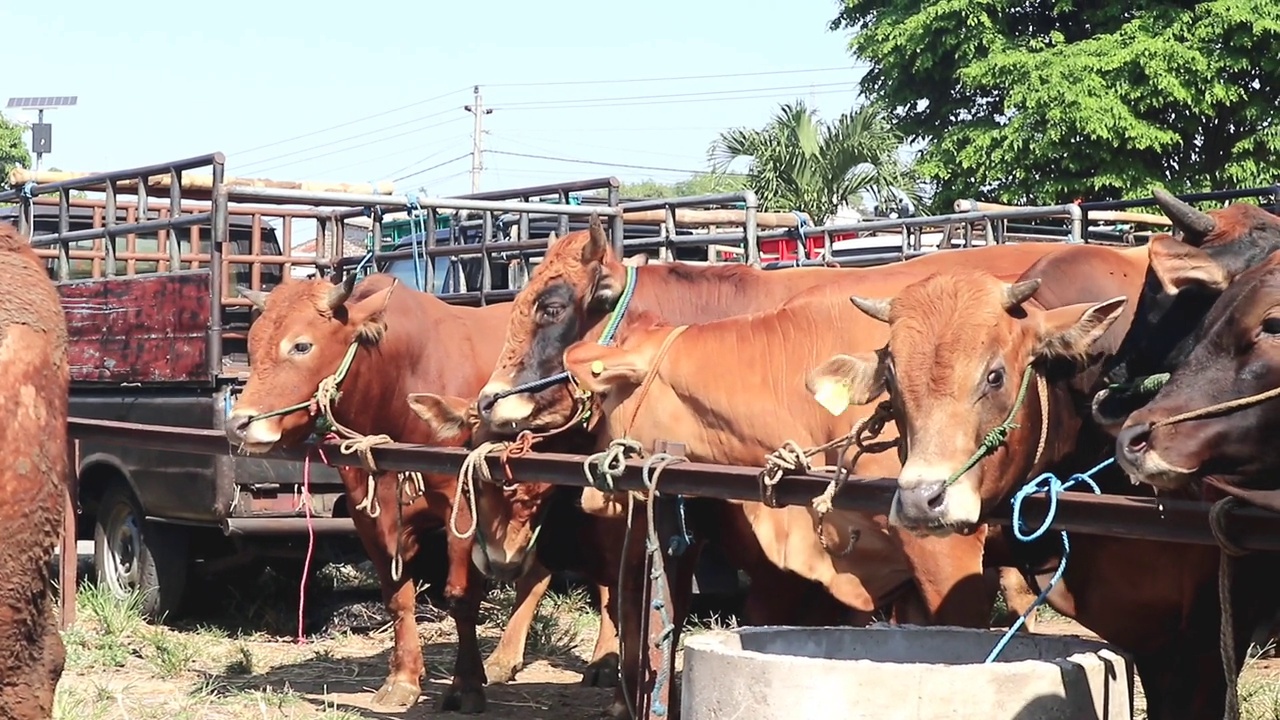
<box><xmin>66</xmin><ymin>417</ymin><xmax>1280</xmax><ymax>551</ymax></box>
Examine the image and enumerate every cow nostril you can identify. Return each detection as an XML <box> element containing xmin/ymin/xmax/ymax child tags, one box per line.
<box><xmin>924</xmin><ymin>483</ymin><xmax>947</xmax><ymax>511</ymax></box>
<box><xmin>228</xmin><ymin>414</ymin><xmax>251</xmax><ymax>438</ymax></box>
<box><xmin>1123</xmin><ymin>422</ymin><xmax>1152</xmax><ymax>454</ymax></box>
<box><xmin>477</xmin><ymin>392</ymin><xmax>497</xmax><ymax>416</ymax></box>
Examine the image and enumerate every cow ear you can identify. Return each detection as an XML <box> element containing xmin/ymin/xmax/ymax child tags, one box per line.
<box><xmin>406</xmin><ymin>393</ymin><xmax>472</xmax><ymax>444</ymax></box>
<box><xmin>1147</xmin><ymin>234</ymin><xmax>1229</xmax><ymax>295</ymax></box>
<box><xmin>622</xmin><ymin>254</ymin><xmax>650</xmax><ymax>267</ymax></box>
<box><xmin>346</xmin><ymin>284</ymin><xmax>395</xmax><ymax>343</ymax></box>
<box><xmin>587</xmin><ymin>263</ymin><xmax>625</xmax><ymax>311</ymax></box>
<box><xmin>806</xmin><ymin>352</ymin><xmax>887</xmax><ymax>416</ymax></box>
<box><xmin>564</xmin><ymin>341</ymin><xmax>650</xmax><ymax>395</ymax></box>
<box><xmin>1035</xmin><ymin>297</ymin><xmax>1128</xmax><ymax>361</ymax></box>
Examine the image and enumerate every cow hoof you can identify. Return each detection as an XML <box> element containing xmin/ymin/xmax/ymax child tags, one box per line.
<box><xmin>581</xmin><ymin>654</ymin><xmax>620</xmax><ymax>687</ymax></box>
<box><xmin>437</xmin><ymin>684</ymin><xmax>486</xmax><ymax>714</ymax></box>
<box><xmin>483</xmin><ymin>655</ymin><xmax>523</xmax><ymax>685</ymax></box>
<box><xmin>372</xmin><ymin>679</ymin><xmax>420</xmax><ymax>708</ymax></box>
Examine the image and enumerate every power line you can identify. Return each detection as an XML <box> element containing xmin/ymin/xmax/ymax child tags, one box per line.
<box><xmin>393</xmin><ymin>153</ymin><xmax>472</xmax><ymax>183</ymax></box>
<box><xmin>237</xmin><ymin>111</ymin><xmax>466</xmax><ymax>172</ymax></box>
<box><xmin>382</xmin><ymin>142</ymin><xmax>472</xmax><ymax>182</ymax></box>
<box><xmin>495</xmin><ymin>81</ymin><xmax>852</xmax><ymax>108</ymax></box>
<box><xmin>230</xmin><ymin>85</ymin><xmax>472</xmax><ymax>157</ymax></box>
<box><xmin>484</xmin><ymin>65</ymin><xmax>866</xmax><ymax>88</ymax></box>
<box><xmin>246</xmin><ymin>117</ymin><xmax>468</xmax><ymax>176</ymax></box>
<box><xmin>312</xmin><ymin>134</ymin><xmax>470</xmax><ymax>178</ymax></box>
<box><xmin>486</xmin><ymin>150</ymin><xmax>745</xmax><ymax>176</ymax></box>
<box><xmin>491</xmin><ymin>132</ymin><xmax>698</xmax><ymax>162</ymax></box>
<box><xmin>496</xmin><ymin>87</ymin><xmax>857</xmax><ymax>112</ymax></box>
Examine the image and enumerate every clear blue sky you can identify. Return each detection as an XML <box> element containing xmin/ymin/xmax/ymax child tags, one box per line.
<box><xmin>0</xmin><ymin>0</ymin><xmax>866</xmax><ymax>198</ymax></box>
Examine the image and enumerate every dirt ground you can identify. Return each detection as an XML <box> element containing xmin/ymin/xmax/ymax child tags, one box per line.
<box><xmin>53</xmin><ymin>565</ymin><xmax>1280</xmax><ymax>720</ymax></box>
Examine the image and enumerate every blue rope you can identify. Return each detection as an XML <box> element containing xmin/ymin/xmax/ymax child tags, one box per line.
<box><xmin>20</xmin><ymin>181</ymin><xmax>36</xmax><ymax>199</ymax></box>
<box><xmin>983</xmin><ymin>457</ymin><xmax>1112</xmax><ymax>664</ymax></box>
<box><xmin>791</xmin><ymin>210</ymin><xmax>809</xmax><ymax>266</ymax></box>
<box><xmin>405</xmin><ymin>197</ymin><xmax>427</xmax><ymax>291</ymax></box>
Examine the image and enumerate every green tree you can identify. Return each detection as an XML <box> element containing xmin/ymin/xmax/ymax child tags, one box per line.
<box><xmin>831</xmin><ymin>0</ymin><xmax>1280</xmax><ymax>207</ymax></box>
<box><xmin>0</xmin><ymin>115</ymin><xmax>31</xmax><ymax>182</ymax></box>
<box><xmin>708</xmin><ymin>99</ymin><xmax>920</xmax><ymax>223</ymax></box>
<box><xmin>619</xmin><ymin>172</ymin><xmax>748</xmax><ymax>200</ymax></box>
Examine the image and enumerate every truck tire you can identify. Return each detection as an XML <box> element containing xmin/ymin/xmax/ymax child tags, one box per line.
<box><xmin>93</xmin><ymin>482</ymin><xmax>189</xmax><ymax>620</ymax></box>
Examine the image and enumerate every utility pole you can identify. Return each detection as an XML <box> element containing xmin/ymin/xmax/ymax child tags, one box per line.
<box><xmin>464</xmin><ymin>85</ymin><xmax>493</xmax><ymax>193</ymax></box>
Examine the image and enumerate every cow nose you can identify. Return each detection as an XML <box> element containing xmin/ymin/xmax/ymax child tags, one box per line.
<box><xmin>476</xmin><ymin>391</ymin><xmax>498</xmax><ymax>420</ymax></box>
<box><xmin>897</xmin><ymin>480</ymin><xmax>947</xmax><ymax>523</ymax></box>
<box><xmin>226</xmin><ymin>414</ymin><xmax>251</xmax><ymax>443</ymax></box>
<box><xmin>1117</xmin><ymin>422</ymin><xmax>1151</xmax><ymax>467</ymax></box>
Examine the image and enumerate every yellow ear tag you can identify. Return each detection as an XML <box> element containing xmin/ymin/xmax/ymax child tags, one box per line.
<box><xmin>812</xmin><ymin>380</ymin><xmax>852</xmax><ymax>416</ymax></box>
<box><xmin>590</xmin><ymin>360</ymin><xmax>605</xmax><ymax>376</ymax></box>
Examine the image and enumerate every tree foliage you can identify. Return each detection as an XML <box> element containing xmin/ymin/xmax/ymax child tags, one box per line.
<box><xmin>618</xmin><ymin>173</ymin><xmax>748</xmax><ymax>200</ymax></box>
<box><xmin>0</xmin><ymin>115</ymin><xmax>30</xmax><ymax>182</ymax></box>
<box><xmin>708</xmin><ymin>100</ymin><xmax>919</xmax><ymax>223</ymax></box>
<box><xmin>831</xmin><ymin>0</ymin><xmax>1280</xmax><ymax>206</ymax></box>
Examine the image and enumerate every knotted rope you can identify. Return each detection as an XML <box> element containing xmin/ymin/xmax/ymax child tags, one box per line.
<box><xmin>944</xmin><ymin>363</ymin><xmax>1049</xmax><ymax>488</ymax></box>
<box><xmin>1208</xmin><ymin>495</ymin><xmax>1248</xmax><ymax>720</ymax></box>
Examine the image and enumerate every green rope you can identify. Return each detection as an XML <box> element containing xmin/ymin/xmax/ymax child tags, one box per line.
<box><xmin>944</xmin><ymin>363</ymin><xmax>1037</xmax><ymax>488</ymax></box>
<box><xmin>596</xmin><ymin>264</ymin><xmax>639</xmax><ymax>345</ymax></box>
<box><xmin>1104</xmin><ymin>372</ymin><xmax>1170</xmax><ymax>400</ymax></box>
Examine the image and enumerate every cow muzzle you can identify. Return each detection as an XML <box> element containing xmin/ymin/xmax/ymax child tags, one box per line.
<box><xmin>890</xmin><ymin>462</ymin><xmax>983</xmax><ymax>535</ymax></box>
<box><xmin>476</xmin><ymin>386</ymin><xmax>538</xmax><ymax>433</ymax></box>
<box><xmin>225</xmin><ymin>410</ymin><xmax>282</xmax><ymax>453</ymax></box>
<box><xmin>1115</xmin><ymin>421</ymin><xmax>1196</xmax><ymax>490</ymax></box>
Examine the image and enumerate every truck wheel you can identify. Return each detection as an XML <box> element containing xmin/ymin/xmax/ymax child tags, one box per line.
<box><xmin>93</xmin><ymin>483</ymin><xmax>189</xmax><ymax>620</ymax></box>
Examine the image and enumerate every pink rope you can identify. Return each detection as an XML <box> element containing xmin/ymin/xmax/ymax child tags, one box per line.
<box><xmin>296</xmin><ymin>437</ymin><xmax>335</xmax><ymax>645</ymax></box>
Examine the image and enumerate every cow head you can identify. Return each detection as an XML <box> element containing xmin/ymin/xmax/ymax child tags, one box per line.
<box><xmin>1093</xmin><ymin>190</ymin><xmax>1280</xmax><ymax>428</ymax></box>
<box><xmin>475</xmin><ymin>216</ymin><xmax>626</xmax><ymax>434</ymax></box>
<box><xmin>1116</xmin><ymin>254</ymin><xmax>1280</xmax><ymax>491</ymax></box>
<box><xmin>226</xmin><ymin>273</ymin><xmax>394</xmax><ymax>453</ymax></box>
<box><xmin>405</xmin><ymin>392</ymin><xmax>553</xmax><ymax>581</ymax></box>
<box><xmin>808</xmin><ymin>269</ymin><xmax>1126</xmax><ymax>536</ymax></box>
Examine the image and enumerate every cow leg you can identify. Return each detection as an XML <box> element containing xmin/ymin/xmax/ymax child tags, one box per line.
<box><xmin>894</xmin><ymin>528</ymin><xmax>993</xmax><ymax>627</ymax></box>
<box><xmin>990</xmin><ymin>566</ymin><xmax>1039</xmax><ymax>632</ymax></box>
<box><xmin>438</xmin><ymin>532</ymin><xmax>487</xmax><ymax>713</ymax></box>
<box><xmin>483</xmin><ymin>560</ymin><xmax>552</xmax><ymax>684</ymax></box>
<box><xmin>584</xmin><ymin>581</ymin><xmax>621</xmax><ymax>687</ymax></box>
<box><xmin>349</xmin><ymin>496</ymin><xmax>424</xmax><ymax>709</ymax></box>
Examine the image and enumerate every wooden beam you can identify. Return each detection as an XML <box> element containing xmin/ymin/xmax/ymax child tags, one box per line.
<box><xmin>9</xmin><ymin>169</ymin><xmax>396</xmax><ymax>196</ymax></box>
<box><xmin>955</xmin><ymin>200</ymin><xmax>1172</xmax><ymax>226</ymax></box>
<box><xmin>620</xmin><ymin>208</ymin><xmax>812</xmax><ymax>228</ymax></box>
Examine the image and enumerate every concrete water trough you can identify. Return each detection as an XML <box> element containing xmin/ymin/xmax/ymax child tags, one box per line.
<box><xmin>680</xmin><ymin>625</ymin><xmax>1132</xmax><ymax>720</ymax></box>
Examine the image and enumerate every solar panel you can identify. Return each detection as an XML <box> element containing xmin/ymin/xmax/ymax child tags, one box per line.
<box><xmin>5</xmin><ymin>96</ymin><xmax>78</xmax><ymax>109</ymax></box>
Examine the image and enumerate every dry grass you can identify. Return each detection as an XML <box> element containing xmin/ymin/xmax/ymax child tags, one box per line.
<box><xmin>53</xmin><ymin>574</ymin><xmax>607</xmax><ymax>720</ymax></box>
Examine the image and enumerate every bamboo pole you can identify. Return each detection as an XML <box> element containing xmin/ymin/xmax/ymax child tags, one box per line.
<box><xmin>8</xmin><ymin>168</ymin><xmax>396</xmax><ymax>196</ymax></box>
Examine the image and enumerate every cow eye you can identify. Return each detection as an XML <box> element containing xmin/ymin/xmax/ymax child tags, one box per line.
<box><xmin>291</xmin><ymin>341</ymin><xmax>313</xmax><ymax>355</ymax></box>
<box><xmin>1263</xmin><ymin>317</ymin><xmax>1280</xmax><ymax>336</ymax></box>
<box><xmin>986</xmin><ymin>368</ymin><xmax>1005</xmax><ymax>389</ymax></box>
<box><xmin>541</xmin><ymin>302</ymin><xmax>566</xmax><ymax>320</ymax></box>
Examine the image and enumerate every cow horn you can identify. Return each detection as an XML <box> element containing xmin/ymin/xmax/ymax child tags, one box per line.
<box><xmin>849</xmin><ymin>295</ymin><xmax>892</xmax><ymax>323</ymax></box>
<box><xmin>327</xmin><ymin>272</ymin><xmax>357</xmax><ymax>311</ymax></box>
<box><xmin>235</xmin><ymin>285</ymin><xmax>269</xmax><ymax>311</ymax></box>
<box><xmin>1153</xmin><ymin>188</ymin><xmax>1216</xmax><ymax>242</ymax></box>
<box><xmin>1003</xmin><ymin>279</ymin><xmax>1041</xmax><ymax>311</ymax></box>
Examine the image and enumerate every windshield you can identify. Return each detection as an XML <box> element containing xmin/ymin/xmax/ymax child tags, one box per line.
<box><xmin>384</xmin><ymin>254</ymin><xmax>459</xmax><ymax>294</ymax></box>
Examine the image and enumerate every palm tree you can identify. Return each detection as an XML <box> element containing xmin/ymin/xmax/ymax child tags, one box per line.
<box><xmin>708</xmin><ymin>100</ymin><xmax>921</xmax><ymax>223</ymax></box>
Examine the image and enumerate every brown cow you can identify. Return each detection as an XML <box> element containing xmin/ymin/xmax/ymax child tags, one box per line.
<box><xmin>223</xmin><ymin>273</ymin><xmax>616</xmax><ymax>711</ymax></box>
<box><xmin>0</xmin><ymin>222</ymin><xmax>69</xmax><ymax>720</ymax></box>
<box><xmin>808</xmin><ymin>255</ymin><xmax>1272</xmax><ymax>719</ymax></box>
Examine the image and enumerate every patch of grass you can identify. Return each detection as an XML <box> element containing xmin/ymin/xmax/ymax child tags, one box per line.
<box><xmin>62</xmin><ymin>584</ymin><xmax>146</xmax><ymax>670</ymax></box>
<box><xmin>142</xmin><ymin>626</ymin><xmax>200</xmax><ymax>678</ymax></box>
<box><xmin>223</xmin><ymin>642</ymin><xmax>256</xmax><ymax>676</ymax></box>
<box><xmin>528</xmin><ymin>586</ymin><xmax>596</xmax><ymax>659</ymax></box>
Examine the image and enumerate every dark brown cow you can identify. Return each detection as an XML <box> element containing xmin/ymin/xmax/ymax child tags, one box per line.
<box><xmin>808</xmin><ymin>230</ymin><xmax>1275</xmax><ymax>719</ymax></box>
<box><xmin>1117</xmin><ymin>250</ymin><xmax>1280</xmax><ymax>489</ymax></box>
<box><xmin>224</xmin><ymin>273</ymin><xmax>615</xmax><ymax>711</ymax></box>
<box><xmin>0</xmin><ymin>222</ymin><xmax>69</xmax><ymax>720</ymax></box>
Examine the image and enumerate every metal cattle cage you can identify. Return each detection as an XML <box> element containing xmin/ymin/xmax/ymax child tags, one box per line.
<box><xmin>14</xmin><ymin>153</ymin><xmax>1280</xmax><ymax>717</ymax></box>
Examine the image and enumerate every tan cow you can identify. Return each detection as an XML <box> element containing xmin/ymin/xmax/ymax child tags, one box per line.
<box><xmin>0</xmin><ymin>222</ymin><xmax>69</xmax><ymax>720</ymax></box>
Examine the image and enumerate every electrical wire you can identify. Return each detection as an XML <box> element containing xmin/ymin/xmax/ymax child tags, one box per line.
<box><xmin>486</xmin><ymin>150</ymin><xmax>742</xmax><ymax>176</ymax></box>
<box><xmin>483</xmin><ymin>65</ymin><xmax>866</xmax><ymax>88</ymax></box>
<box><xmin>230</xmin><ymin>85</ymin><xmax>472</xmax><ymax>157</ymax></box>
<box><xmin>246</xmin><ymin>117</ymin><xmax>468</xmax><ymax>176</ymax></box>
<box><xmin>393</xmin><ymin>153</ymin><xmax>472</xmax><ymax>183</ymax></box>
<box><xmin>495</xmin><ymin>81</ymin><xmax>852</xmax><ymax>108</ymax></box>
<box><xmin>495</xmin><ymin>87</ymin><xmax>857</xmax><ymax>112</ymax></box>
<box><xmin>237</xmin><ymin>113</ymin><xmax>466</xmax><ymax>172</ymax></box>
